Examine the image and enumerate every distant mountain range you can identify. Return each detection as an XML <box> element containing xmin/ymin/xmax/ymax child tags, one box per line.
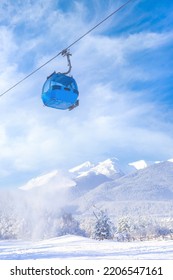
<box><xmin>69</xmin><ymin>158</ymin><xmax>124</xmax><ymax>179</ymax></box>
<box><xmin>19</xmin><ymin>158</ymin><xmax>173</xmax><ymax>217</ymax></box>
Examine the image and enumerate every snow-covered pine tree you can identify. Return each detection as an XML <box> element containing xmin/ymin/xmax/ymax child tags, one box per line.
<box><xmin>93</xmin><ymin>210</ymin><xmax>114</xmax><ymax>240</ymax></box>
<box><xmin>116</xmin><ymin>216</ymin><xmax>132</xmax><ymax>242</ymax></box>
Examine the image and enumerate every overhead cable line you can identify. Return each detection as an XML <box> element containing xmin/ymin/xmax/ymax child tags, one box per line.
<box><xmin>0</xmin><ymin>0</ymin><xmax>134</xmax><ymax>98</ymax></box>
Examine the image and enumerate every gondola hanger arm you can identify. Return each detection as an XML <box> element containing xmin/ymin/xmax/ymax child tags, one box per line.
<box><xmin>61</xmin><ymin>49</ymin><xmax>72</xmax><ymax>75</ymax></box>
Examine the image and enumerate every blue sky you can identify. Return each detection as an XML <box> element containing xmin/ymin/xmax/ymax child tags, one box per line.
<box><xmin>0</xmin><ymin>0</ymin><xmax>173</xmax><ymax>188</ymax></box>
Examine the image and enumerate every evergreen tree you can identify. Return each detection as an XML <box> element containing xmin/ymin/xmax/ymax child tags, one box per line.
<box><xmin>94</xmin><ymin>210</ymin><xmax>114</xmax><ymax>240</ymax></box>
<box><xmin>116</xmin><ymin>216</ymin><xmax>132</xmax><ymax>241</ymax></box>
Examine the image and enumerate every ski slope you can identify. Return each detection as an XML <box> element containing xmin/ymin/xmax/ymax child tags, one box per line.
<box><xmin>0</xmin><ymin>235</ymin><xmax>173</xmax><ymax>260</ymax></box>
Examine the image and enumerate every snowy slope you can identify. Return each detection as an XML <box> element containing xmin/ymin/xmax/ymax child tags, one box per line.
<box><xmin>109</xmin><ymin>161</ymin><xmax>173</xmax><ymax>201</ymax></box>
<box><xmin>73</xmin><ymin>172</ymin><xmax>111</xmax><ymax>194</ymax></box>
<box><xmin>0</xmin><ymin>235</ymin><xmax>173</xmax><ymax>260</ymax></box>
<box><xmin>69</xmin><ymin>161</ymin><xmax>173</xmax><ymax>216</ymax></box>
<box><xmin>83</xmin><ymin>161</ymin><xmax>173</xmax><ymax>202</ymax></box>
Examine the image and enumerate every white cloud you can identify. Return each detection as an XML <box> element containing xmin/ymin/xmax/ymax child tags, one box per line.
<box><xmin>0</xmin><ymin>0</ymin><xmax>173</xmax><ymax>186</ymax></box>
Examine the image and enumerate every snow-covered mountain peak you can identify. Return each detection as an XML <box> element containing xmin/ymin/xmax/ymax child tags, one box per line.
<box><xmin>19</xmin><ymin>170</ymin><xmax>59</xmax><ymax>190</ymax></box>
<box><xmin>128</xmin><ymin>160</ymin><xmax>148</xmax><ymax>170</ymax></box>
<box><xmin>19</xmin><ymin>170</ymin><xmax>75</xmax><ymax>191</ymax></box>
<box><xmin>76</xmin><ymin>158</ymin><xmax>123</xmax><ymax>179</ymax></box>
<box><xmin>69</xmin><ymin>161</ymin><xmax>94</xmax><ymax>174</ymax></box>
<box><xmin>91</xmin><ymin>158</ymin><xmax>121</xmax><ymax>177</ymax></box>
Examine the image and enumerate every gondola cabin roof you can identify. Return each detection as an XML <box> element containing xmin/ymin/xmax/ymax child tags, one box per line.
<box><xmin>41</xmin><ymin>72</ymin><xmax>79</xmax><ymax>110</ymax></box>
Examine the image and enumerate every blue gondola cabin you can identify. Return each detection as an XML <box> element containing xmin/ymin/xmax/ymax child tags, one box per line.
<box><xmin>42</xmin><ymin>72</ymin><xmax>79</xmax><ymax>110</ymax></box>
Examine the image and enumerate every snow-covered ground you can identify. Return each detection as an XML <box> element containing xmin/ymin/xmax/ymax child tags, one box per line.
<box><xmin>0</xmin><ymin>235</ymin><xmax>173</xmax><ymax>260</ymax></box>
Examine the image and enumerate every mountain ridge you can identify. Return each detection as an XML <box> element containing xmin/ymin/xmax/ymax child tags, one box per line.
<box><xmin>18</xmin><ymin>158</ymin><xmax>173</xmax><ymax>218</ymax></box>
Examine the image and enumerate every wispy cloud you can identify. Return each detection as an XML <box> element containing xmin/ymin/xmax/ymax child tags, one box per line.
<box><xmin>0</xmin><ymin>0</ymin><xmax>173</xmax><ymax>187</ymax></box>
